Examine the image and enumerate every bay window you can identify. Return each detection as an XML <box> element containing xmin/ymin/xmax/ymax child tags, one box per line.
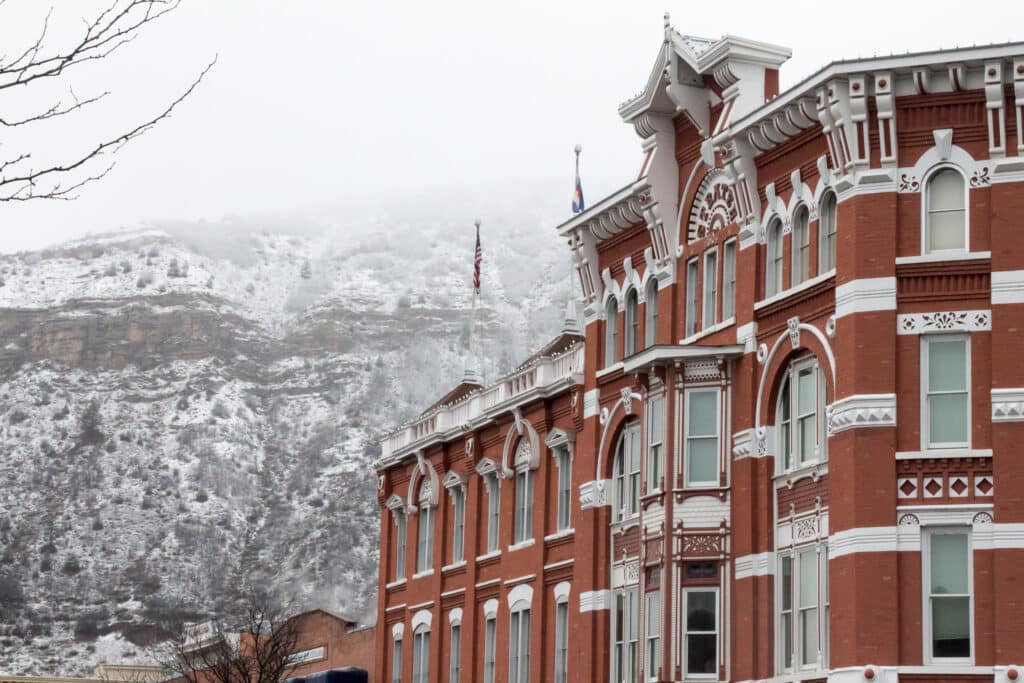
<box><xmin>777</xmin><ymin>358</ymin><xmax>826</xmax><ymax>473</ymax></box>
<box><xmin>778</xmin><ymin>546</ymin><xmax>828</xmax><ymax>672</ymax></box>
<box><xmin>685</xmin><ymin>389</ymin><xmax>719</xmax><ymax>488</ymax></box>
<box><xmin>614</xmin><ymin>422</ymin><xmax>641</xmax><ymax>521</ymax></box>
<box><xmin>684</xmin><ymin>588</ymin><xmax>718</xmax><ymax>678</ymax></box>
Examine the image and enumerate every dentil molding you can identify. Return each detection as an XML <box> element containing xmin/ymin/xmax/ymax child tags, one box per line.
<box><xmin>828</xmin><ymin>394</ymin><xmax>897</xmax><ymax>434</ymax></box>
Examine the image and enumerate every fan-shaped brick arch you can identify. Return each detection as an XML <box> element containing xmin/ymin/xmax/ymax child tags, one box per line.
<box><xmin>687</xmin><ymin>168</ymin><xmax>739</xmax><ymax>243</ymax></box>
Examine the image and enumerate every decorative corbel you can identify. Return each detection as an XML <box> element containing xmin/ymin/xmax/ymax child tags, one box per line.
<box><xmin>985</xmin><ymin>62</ymin><xmax>1007</xmax><ymax>158</ymax></box>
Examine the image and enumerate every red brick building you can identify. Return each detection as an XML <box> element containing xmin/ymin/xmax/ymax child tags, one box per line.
<box><xmin>375</xmin><ymin>19</ymin><xmax>1024</xmax><ymax>683</ymax></box>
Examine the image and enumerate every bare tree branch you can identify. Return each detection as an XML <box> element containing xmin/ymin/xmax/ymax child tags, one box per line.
<box><xmin>0</xmin><ymin>56</ymin><xmax>216</xmax><ymax>201</ymax></box>
<box><xmin>0</xmin><ymin>88</ymin><xmax>110</xmax><ymax>127</ymax></box>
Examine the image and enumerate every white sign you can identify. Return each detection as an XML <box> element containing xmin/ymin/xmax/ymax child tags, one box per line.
<box><xmin>287</xmin><ymin>646</ymin><xmax>326</xmax><ymax>665</ymax></box>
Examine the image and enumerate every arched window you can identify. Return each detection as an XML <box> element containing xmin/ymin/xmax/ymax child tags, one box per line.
<box><xmin>605</xmin><ymin>296</ymin><xmax>619</xmax><ymax>367</ymax></box>
<box><xmin>776</xmin><ymin>357</ymin><xmax>827</xmax><ymax>473</ymax></box>
<box><xmin>818</xmin><ymin>191</ymin><xmax>837</xmax><ymax>272</ymax></box>
<box><xmin>792</xmin><ymin>206</ymin><xmax>810</xmax><ymax>286</ymax></box>
<box><xmin>411</xmin><ymin>623</ymin><xmax>430</xmax><ymax>683</ymax></box>
<box><xmin>416</xmin><ymin>479</ymin><xmax>434</xmax><ymax>573</ymax></box>
<box><xmin>644</xmin><ymin>279</ymin><xmax>658</xmax><ymax>347</ymax></box>
<box><xmin>613</xmin><ymin>422</ymin><xmax>641</xmax><ymax>522</ymax></box>
<box><xmin>512</xmin><ymin>439</ymin><xmax>534</xmax><ymax>545</ymax></box>
<box><xmin>624</xmin><ymin>288</ymin><xmax>639</xmax><ymax>356</ymax></box>
<box><xmin>925</xmin><ymin>167</ymin><xmax>967</xmax><ymax>253</ymax></box>
<box><xmin>766</xmin><ymin>218</ymin><xmax>784</xmax><ymax>297</ymax></box>
<box><xmin>508</xmin><ymin>598</ymin><xmax>531</xmax><ymax>683</ymax></box>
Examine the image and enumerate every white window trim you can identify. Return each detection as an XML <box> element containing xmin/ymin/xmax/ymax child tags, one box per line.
<box><xmin>449</xmin><ymin>621</ymin><xmax>461</xmax><ymax>683</ymax></box>
<box><xmin>922</xmin><ymin>163</ymin><xmax>970</xmax><ymax>257</ymax></box>
<box><xmin>645</xmin><ymin>278</ymin><xmax>659</xmax><ymax>348</ymax></box>
<box><xmin>791</xmin><ymin>205</ymin><xmax>811</xmax><ymax>287</ymax></box>
<box><xmin>722</xmin><ymin>238</ymin><xmax>737</xmax><ymax>321</ymax></box>
<box><xmin>625</xmin><ymin>288</ymin><xmax>640</xmax><ymax>357</ymax></box>
<box><xmin>647</xmin><ymin>392</ymin><xmax>665</xmax><ymax>493</ymax></box>
<box><xmin>922</xmin><ymin>526</ymin><xmax>974</xmax><ymax>665</ymax></box>
<box><xmin>448</xmin><ymin>484</ymin><xmax>466</xmax><ymax>564</ymax></box>
<box><xmin>508</xmin><ymin>601</ymin><xmax>531</xmax><ymax>683</ymax></box>
<box><xmin>554</xmin><ymin>446</ymin><xmax>573</xmax><ymax>533</ymax></box>
<box><xmin>613</xmin><ymin>422</ymin><xmax>642</xmax><ymax>521</ymax></box>
<box><xmin>775</xmin><ymin>545</ymin><xmax>829</xmax><ymax>674</ymax></box>
<box><xmin>512</xmin><ymin>463</ymin><xmax>535</xmax><ymax>545</ymax></box>
<box><xmin>818</xmin><ymin>191</ymin><xmax>838</xmax><ymax>273</ymax></box>
<box><xmin>483</xmin><ymin>472</ymin><xmax>501</xmax><ymax>553</ymax></box>
<box><xmin>605</xmin><ymin>296</ymin><xmax>619</xmax><ymax>367</ymax></box>
<box><xmin>683</xmin><ymin>587</ymin><xmax>719</xmax><ymax>680</ymax></box>
<box><xmin>685</xmin><ymin>258</ymin><xmax>699</xmax><ymax>338</ymax></box>
<box><xmin>611</xmin><ymin>586</ymin><xmax>640</xmax><ymax>683</ymax></box>
<box><xmin>645</xmin><ymin>590</ymin><xmax>661</xmax><ymax>683</ymax></box>
<box><xmin>766</xmin><ymin>218</ymin><xmax>784</xmax><ymax>298</ymax></box>
<box><xmin>776</xmin><ymin>358</ymin><xmax>827</xmax><ymax>475</ymax></box>
<box><xmin>703</xmin><ymin>247</ymin><xmax>719</xmax><ymax>330</ymax></box>
<box><xmin>553</xmin><ymin>591</ymin><xmax>570</xmax><ymax>683</ymax></box>
<box><xmin>920</xmin><ymin>334</ymin><xmax>971</xmax><ymax>451</ymax></box>
<box><xmin>684</xmin><ymin>387</ymin><xmax>721</xmax><ymax>489</ymax></box>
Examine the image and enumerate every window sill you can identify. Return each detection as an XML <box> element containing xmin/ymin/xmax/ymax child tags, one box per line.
<box><xmin>755</xmin><ymin>269</ymin><xmax>835</xmax><ymax>311</ymax></box>
<box><xmin>442</xmin><ymin>560</ymin><xmax>466</xmax><ymax>574</ymax></box>
<box><xmin>475</xmin><ymin>550</ymin><xmax>501</xmax><ymax>562</ymax></box>
<box><xmin>774</xmin><ymin>460</ymin><xmax>829</xmax><ymax>485</ymax></box>
<box><xmin>679</xmin><ymin>317</ymin><xmax>736</xmax><ymax>346</ymax></box>
<box><xmin>411</xmin><ymin>569</ymin><xmax>434</xmax><ymax>580</ymax></box>
<box><xmin>896</xmin><ymin>250</ymin><xmax>990</xmax><ymax>265</ymax></box>
<box><xmin>544</xmin><ymin>528</ymin><xmax>575</xmax><ymax>541</ymax></box>
<box><xmin>508</xmin><ymin>539</ymin><xmax>536</xmax><ymax>552</ymax></box>
<box><xmin>897</xmin><ymin>448</ymin><xmax>990</xmax><ymax>460</ymax></box>
<box><xmin>385</xmin><ymin>579</ymin><xmax>406</xmax><ymax>590</ymax></box>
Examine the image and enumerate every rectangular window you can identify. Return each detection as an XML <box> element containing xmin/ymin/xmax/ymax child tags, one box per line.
<box><xmin>486</xmin><ymin>475</ymin><xmax>500</xmax><ymax>552</ymax></box>
<box><xmin>483</xmin><ymin>617</ymin><xmax>497</xmax><ymax>683</ymax></box>
<box><xmin>513</xmin><ymin>469</ymin><xmax>534</xmax><ymax>544</ymax></box>
<box><xmin>703</xmin><ymin>249</ymin><xmax>718</xmax><ymax>329</ymax></box>
<box><xmin>646</xmin><ymin>591</ymin><xmax>661</xmax><ymax>682</ymax></box>
<box><xmin>449</xmin><ymin>624</ymin><xmax>461</xmax><ymax>683</ymax></box>
<box><xmin>779</xmin><ymin>547</ymin><xmax>828</xmax><ymax>672</ymax></box>
<box><xmin>395</xmin><ymin>512</ymin><xmax>407</xmax><ymax>580</ymax></box>
<box><xmin>645</xmin><ymin>282</ymin><xmax>658</xmax><ymax>348</ymax></box>
<box><xmin>793</xmin><ymin>208</ymin><xmax>810</xmax><ymax>285</ymax></box>
<box><xmin>684</xmin><ymin>589</ymin><xmax>718</xmax><ymax>678</ymax></box>
<box><xmin>556</xmin><ymin>449</ymin><xmax>572</xmax><ymax>532</ymax></box>
<box><xmin>509</xmin><ymin>609</ymin><xmax>531</xmax><ymax>683</ymax></box>
<box><xmin>554</xmin><ymin>601</ymin><xmax>569</xmax><ymax>683</ymax></box>
<box><xmin>924</xmin><ymin>336</ymin><xmax>970</xmax><ymax>448</ymax></box>
<box><xmin>615</xmin><ymin>424</ymin><xmax>642</xmax><ymax>521</ymax></box>
<box><xmin>796</xmin><ymin>367</ymin><xmax>818</xmax><ymax>465</ymax></box>
<box><xmin>685</xmin><ymin>258</ymin><xmax>699</xmax><ymax>337</ymax></box>
<box><xmin>722</xmin><ymin>240</ymin><xmax>736</xmax><ymax>320</ymax></box>
<box><xmin>392</xmin><ymin>637</ymin><xmax>403</xmax><ymax>683</ymax></box>
<box><xmin>613</xmin><ymin>587</ymin><xmax>639</xmax><ymax>683</ymax></box>
<box><xmin>647</xmin><ymin>395</ymin><xmax>664</xmax><ymax>491</ymax></box>
<box><xmin>452</xmin><ymin>487</ymin><xmax>465</xmax><ymax>563</ymax></box>
<box><xmin>927</xmin><ymin>530</ymin><xmax>972</xmax><ymax>661</ymax></box>
<box><xmin>416</xmin><ymin>505</ymin><xmax>434</xmax><ymax>573</ymax></box>
<box><xmin>685</xmin><ymin>389</ymin><xmax>719</xmax><ymax>487</ymax></box>
<box><xmin>412</xmin><ymin>630</ymin><xmax>430</xmax><ymax>683</ymax></box>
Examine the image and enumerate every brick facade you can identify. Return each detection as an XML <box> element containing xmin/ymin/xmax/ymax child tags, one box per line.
<box><xmin>375</xmin><ymin>25</ymin><xmax>1024</xmax><ymax>683</ymax></box>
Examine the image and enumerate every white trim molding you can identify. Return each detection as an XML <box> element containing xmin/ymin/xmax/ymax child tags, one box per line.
<box><xmin>828</xmin><ymin>526</ymin><xmax>900</xmax><ymax>558</ymax></box>
<box><xmin>580</xmin><ymin>589</ymin><xmax>611</xmax><ymax>612</ymax></box>
<box><xmin>896</xmin><ymin>309</ymin><xmax>991</xmax><ymax>334</ymax></box>
<box><xmin>992</xmin><ymin>388</ymin><xmax>1024</xmax><ymax>422</ymax></box>
<box><xmin>736</xmin><ymin>321</ymin><xmax>758</xmax><ymax>353</ymax></box>
<box><xmin>411</xmin><ymin>609</ymin><xmax>432</xmax><ymax>633</ymax></box>
<box><xmin>448</xmin><ymin>607</ymin><xmax>462</xmax><ymax>626</ymax></box>
<box><xmin>582</xmin><ymin>388</ymin><xmax>600</xmax><ymax>419</ymax></box>
<box><xmin>579</xmin><ymin>478</ymin><xmax>612</xmax><ymax>510</ymax></box>
<box><xmin>992</xmin><ymin>270</ymin><xmax>1024</xmax><ymax>304</ymax></box>
<box><xmin>828</xmin><ymin>394</ymin><xmax>897</xmax><ymax>434</ymax></box>
<box><xmin>482</xmin><ymin>598</ymin><xmax>499</xmax><ymax>620</ymax></box>
<box><xmin>507</xmin><ymin>583</ymin><xmax>534</xmax><ymax>609</ymax></box>
<box><xmin>553</xmin><ymin>581</ymin><xmax>572</xmax><ymax>603</ymax></box>
<box><xmin>734</xmin><ymin>551</ymin><xmax>774</xmax><ymax>579</ymax></box>
<box><xmin>732</xmin><ymin>428</ymin><xmax>757</xmax><ymax>459</ymax></box>
<box><xmin>834</xmin><ymin>277</ymin><xmax>897</xmax><ymax>319</ymax></box>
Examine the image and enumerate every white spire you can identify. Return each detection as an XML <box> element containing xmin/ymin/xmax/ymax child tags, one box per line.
<box><xmin>561</xmin><ymin>297</ymin><xmax>582</xmax><ymax>336</ymax></box>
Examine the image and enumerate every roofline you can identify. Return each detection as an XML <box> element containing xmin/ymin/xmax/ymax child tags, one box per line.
<box><xmin>555</xmin><ymin>180</ymin><xmax>639</xmax><ymax>238</ymax></box>
<box><xmin>729</xmin><ymin>41</ymin><xmax>1024</xmax><ymax>135</ymax></box>
<box><xmin>622</xmin><ymin>343</ymin><xmax>745</xmax><ymax>374</ymax></box>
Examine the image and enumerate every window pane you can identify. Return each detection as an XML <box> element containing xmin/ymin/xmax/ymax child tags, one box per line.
<box><xmin>928</xmin><ymin>210</ymin><xmax>966</xmax><ymax>251</ymax></box>
<box><xmin>799</xmin><ymin>416</ymin><xmax>817</xmax><ymax>463</ymax></box>
<box><xmin>782</xmin><ymin>613</ymin><xmax>792</xmax><ymax>670</ymax></box>
<box><xmin>687</xmin><ymin>592</ymin><xmax>716</xmax><ymax>630</ymax></box>
<box><xmin>801</xmin><ymin>608</ymin><xmax>819</xmax><ymax>666</ymax></box>
<box><xmin>929</xmin><ymin>340</ymin><xmax>967</xmax><ymax>392</ymax></box>
<box><xmin>689</xmin><ymin>392</ymin><xmax>717</xmax><ymax>436</ymax></box>
<box><xmin>687</xmin><ymin>437</ymin><xmax>718</xmax><ymax>484</ymax></box>
<box><xmin>797</xmin><ymin>369</ymin><xmax>816</xmax><ymax>413</ymax></box>
<box><xmin>781</xmin><ymin>556</ymin><xmax>793</xmax><ymax>610</ymax></box>
<box><xmin>932</xmin><ymin>596</ymin><xmax>971</xmax><ymax>658</ymax></box>
<box><xmin>799</xmin><ymin>552</ymin><xmax>818</xmax><ymax>607</ymax></box>
<box><xmin>931</xmin><ymin>533</ymin><xmax>968</xmax><ymax>594</ymax></box>
<box><xmin>687</xmin><ymin>634</ymin><xmax>717</xmax><ymax>675</ymax></box>
<box><xmin>928</xmin><ymin>169</ymin><xmax>965</xmax><ymax>212</ymax></box>
<box><xmin>929</xmin><ymin>394</ymin><xmax>968</xmax><ymax>444</ymax></box>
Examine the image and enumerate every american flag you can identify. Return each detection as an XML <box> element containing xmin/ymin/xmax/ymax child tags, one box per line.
<box><xmin>473</xmin><ymin>221</ymin><xmax>482</xmax><ymax>295</ymax></box>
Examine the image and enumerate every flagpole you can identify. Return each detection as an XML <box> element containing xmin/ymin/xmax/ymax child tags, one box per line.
<box><xmin>467</xmin><ymin>219</ymin><xmax>482</xmax><ymax>383</ymax></box>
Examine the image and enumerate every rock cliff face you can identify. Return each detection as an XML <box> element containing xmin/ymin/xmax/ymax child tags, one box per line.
<box><xmin>0</xmin><ymin>208</ymin><xmax>569</xmax><ymax>674</ymax></box>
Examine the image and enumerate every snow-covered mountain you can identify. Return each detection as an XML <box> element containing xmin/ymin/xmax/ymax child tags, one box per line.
<box><xmin>0</xmin><ymin>200</ymin><xmax>571</xmax><ymax>675</ymax></box>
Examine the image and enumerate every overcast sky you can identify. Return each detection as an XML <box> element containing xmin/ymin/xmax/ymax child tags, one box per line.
<box><xmin>0</xmin><ymin>0</ymin><xmax>1018</xmax><ymax>252</ymax></box>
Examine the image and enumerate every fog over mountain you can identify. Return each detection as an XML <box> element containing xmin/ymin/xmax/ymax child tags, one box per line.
<box><xmin>0</xmin><ymin>193</ymin><xmax>571</xmax><ymax>674</ymax></box>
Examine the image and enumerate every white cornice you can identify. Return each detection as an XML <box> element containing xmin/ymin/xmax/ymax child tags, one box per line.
<box><xmin>734</xmin><ymin>551</ymin><xmax>774</xmax><ymax>579</ymax></box>
<box><xmin>992</xmin><ymin>270</ymin><xmax>1024</xmax><ymax>305</ymax></box>
<box><xmin>992</xmin><ymin>388</ymin><xmax>1024</xmax><ymax>422</ymax></box>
